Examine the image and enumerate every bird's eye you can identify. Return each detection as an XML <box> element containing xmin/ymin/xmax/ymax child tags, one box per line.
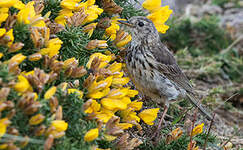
<box><xmin>138</xmin><ymin>22</ymin><xmax>144</xmax><ymax>27</ymax></box>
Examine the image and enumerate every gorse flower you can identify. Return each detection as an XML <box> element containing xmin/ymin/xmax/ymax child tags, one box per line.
<box><xmin>14</xmin><ymin>75</ymin><xmax>32</xmax><ymax>93</ymax></box>
<box><xmin>16</xmin><ymin>1</ymin><xmax>46</xmax><ymax>27</ymax></box>
<box><xmin>0</xmin><ymin>8</ymin><xmax>9</xmax><ymax>24</ymax></box>
<box><xmin>29</xmin><ymin>114</ymin><xmax>45</xmax><ymax>125</ymax></box>
<box><xmin>67</xmin><ymin>89</ymin><xmax>84</xmax><ymax>99</ymax></box>
<box><xmin>142</xmin><ymin>0</ymin><xmax>172</xmax><ymax>33</ymax></box>
<box><xmin>56</xmin><ymin>0</ymin><xmax>103</xmax><ymax>26</ymax></box>
<box><xmin>0</xmin><ymin>118</ymin><xmax>10</xmax><ymax>137</ymax></box>
<box><xmin>39</xmin><ymin>38</ymin><xmax>63</xmax><ymax>58</ymax></box>
<box><xmin>0</xmin><ymin>0</ymin><xmax>163</xmax><ymax>149</ymax></box>
<box><xmin>138</xmin><ymin>108</ymin><xmax>160</xmax><ymax>125</ymax></box>
<box><xmin>44</xmin><ymin>86</ymin><xmax>57</xmax><ymax>99</ymax></box>
<box><xmin>84</xmin><ymin>128</ymin><xmax>99</xmax><ymax>142</ymax></box>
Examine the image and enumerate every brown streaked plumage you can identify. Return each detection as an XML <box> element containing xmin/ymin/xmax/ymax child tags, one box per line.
<box><xmin>119</xmin><ymin>16</ymin><xmax>212</xmax><ymax>139</ymax></box>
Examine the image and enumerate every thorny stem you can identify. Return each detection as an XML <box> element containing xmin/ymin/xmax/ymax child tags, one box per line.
<box><xmin>189</xmin><ymin>108</ymin><xmax>198</xmax><ymax>150</ymax></box>
<box><xmin>203</xmin><ymin>113</ymin><xmax>215</xmax><ymax>150</ymax></box>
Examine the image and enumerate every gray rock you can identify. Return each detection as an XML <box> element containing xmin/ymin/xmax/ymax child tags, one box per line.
<box><xmin>224</xmin><ymin>2</ymin><xmax>236</xmax><ymax>9</ymax></box>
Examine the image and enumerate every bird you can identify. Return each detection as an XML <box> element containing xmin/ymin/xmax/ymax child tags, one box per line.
<box><xmin>118</xmin><ymin>16</ymin><xmax>212</xmax><ymax>138</ymax></box>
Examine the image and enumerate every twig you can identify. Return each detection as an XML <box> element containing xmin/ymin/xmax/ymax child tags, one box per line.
<box><xmin>214</xmin><ymin>93</ymin><xmax>239</xmax><ymax>111</ymax></box>
<box><xmin>203</xmin><ymin>113</ymin><xmax>215</xmax><ymax>150</ymax></box>
<box><xmin>1</xmin><ymin>134</ymin><xmax>44</xmax><ymax>144</ymax></box>
<box><xmin>220</xmin><ymin>133</ymin><xmax>236</xmax><ymax>149</ymax></box>
<box><xmin>221</xmin><ymin>35</ymin><xmax>243</xmax><ymax>54</ymax></box>
<box><xmin>189</xmin><ymin>109</ymin><xmax>198</xmax><ymax>150</ymax></box>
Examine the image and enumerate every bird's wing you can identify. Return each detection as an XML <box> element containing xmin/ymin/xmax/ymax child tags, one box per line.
<box><xmin>151</xmin><ymin>43</ymin><xmax>195</xmax><ymax>94</ymax></box>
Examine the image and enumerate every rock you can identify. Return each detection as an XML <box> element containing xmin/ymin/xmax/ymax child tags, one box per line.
<box><xmin>185</xmin><ymin>4</ymin><xmax>222</xmax><ymax>17</ymax></box>
<box><xmin>202</xmin><ymin>4</ymin><xmax>223</xmax><ymax>15</ymax></box>
<box><xmin>223</xmin><ymin>2</ymin><xmax>235</xmax><ymax>9</ymax></box>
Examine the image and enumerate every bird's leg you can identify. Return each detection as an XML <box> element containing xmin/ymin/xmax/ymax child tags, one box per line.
<box><xmin>157</xmin><ymin>105</ymin><xmax>168</xmax><ymax>132</ymax></box>
<box><xmin>151</xmin><ymin>104</ymin><xmax>169</xmax><ymax>141</ymax></box>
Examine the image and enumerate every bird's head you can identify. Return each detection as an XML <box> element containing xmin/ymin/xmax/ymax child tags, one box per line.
<box><xmin>118</xmin><ymin>16</ymin><xmax>160</xmax><ymax>45</ymax></box>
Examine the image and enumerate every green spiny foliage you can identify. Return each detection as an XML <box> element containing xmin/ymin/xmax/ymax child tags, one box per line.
<box><xmin>114</xmin><ymin>0</ymin><xmax>146</xmax><ymax>18</ymax></box>
<box><xmin>56</xmin><ymin>26</ymin><xmax>93</xmax><ymax>66</ymax></box>
<box><xmin>53</xmin><ymin>91</ymin><xmax>97</xmax><ymax>150</ymax></box>
<box><xmin>13</xmin><ymin>23</ymin><xmax>34</xmax><ymax>52</ymax></box>
<box><xmin>42</xmin><ymin>0</ymin><xmax>62</xmax><ymax>20</ymax></box>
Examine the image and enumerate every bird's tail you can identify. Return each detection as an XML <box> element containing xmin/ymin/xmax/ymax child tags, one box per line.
<box><xmin>186</xmin><ymin>93</ymin><xmax>213</xmax><ymax>121</ymax></box>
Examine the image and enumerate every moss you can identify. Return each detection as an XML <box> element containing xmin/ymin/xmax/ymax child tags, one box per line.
<box><xmin>161</xmin><ymin>16</ymin><xmax>232</xmax><ymax>56</ymax></box>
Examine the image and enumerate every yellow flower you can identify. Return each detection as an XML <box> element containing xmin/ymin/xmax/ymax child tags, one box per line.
<box><xmin>117</xmin><ymin>123</ymin><xmax>133</xmax><ymax>130</ymax></box>
<box><xmin>44</xmin><ymin>86</ymin><xmax>57</xmax><ymax>99</ymax></box>
<box><xmin>82</xmin><ymin>5</ymin><xmax>103</xmax><ymax>24</ymax></box>
<box><xmin>0</xmin><ymin>53</ymin><xmax>3</xmax><ymax>59</ymax></box>
<box><xmin>83</xmin><ymin>23</ymin><xmax>98</xmax><ymax>37</ymax></box>
<box><xmin>16</xmin><ymin>1</ymin><xmax>46</xmax><ymax>27</ymax></box>
<box><xmin>138</xmin><ymin>108</ymin><xmax>159</xmax><ymax>125</ymax></box>
<box><xmin>22</xmin><ymin>70</ymin><xmax>35</xmax><ymax>76</ymax></box>
<box><xmin>106</xmin><ymin>88</ymin><xmax>129</xmax><ymax>99</ymax></box>
<box><xmin>88</xmin><ymin>76</ymin><xmax>113</xmax><ymax>93</ymax></box>
<box><xmin>87</xmin><ymin>88</ymin><xmax>110</xmax><ymax>99</ymax></box>
<box><xmin>96</xmin><ymin>108</ymin><xmax>114</xmax><ymax>123</ymax></box>
<box><xmin>85</xmin><ymin>0</ymin><xmax>95</xmax><ymax>7</ymax></box>
<box><xmin>107</xmin><ymin>62</ymin><xmax>122</xmax><ymax>73</ymax></box>
<box><xmin>4</xmin><ymin>29</ymin><xmax>14</xmax><ymax>47</ymax></box>
<box><xmin>0</xmin><ymin>8</ymin><xmax>9</xmax><ymax>24</ymax></box>
<box><xmin>0</xmin><ymin>118</ymin><xmax>10</xmax><ymax>137</ymax></box>
<box><xmin>86</xmin><ymin>40</ymin><xmax>108</xmax><ymax>50</ymax></box>
<box><xmin>0</xmin><ymin>144</ymin><xmax>8</xmax><ymax>149</ymax></box>
<box><xmin>55</xmin><ymin>9</ymin><xmax>73</xmax><ymax>26</ymax></box>
<box><xmin>67</xmin><ymin>88</ymin><xmax>83</xmax><ymax>99</ymax></box>
<box><xmin>104</xmin><ymin>23</ymin><xmax>120</xmax><ymax>41</ymax></box>
<box><xmin>0</xmin><ymin>0</ymin><xmax>17</xmax><ymax>8</ymax></box>
<box><xmin>28</xmin><ymin>53</ymin><xmax>42</xmax><ymax>61</ymax></box>
<box><xmin>39</xmin><ymin>38</ymin><xmax>63</xmax><ymax>58</ymax></box>
<box><xmin>60</xmin><ymin>0</ymin><xmax>81</xmax><ymax>10</ymax></box>
<box><xmin>101</xmin><ymin>97</ymin><xmax>131</xmax><ymax>111</ymax></box>
<box><xmin>0</xmin><ymin>28</ymin><xmax>6</xmax><ymax>37</ymax></box>
<box><xmin>121</xmin><ymin>109</ymin><xmax>140</xmax><ymax>123</ymax></box>
<box><xmin>29</xmin><ymin>114</ymin><xmax>45</xmax><ymax>125</ymax></box>
<box><xmin>115</xmin><ymin>34</ymin><xmax>132</xmax><ymax>48</ymax></box>
<box><xmin>104</xmin><ymin>17</ymin><xmax>125</xmax><ymax>41</ymax></box>
<box><xmin>111</xmin><ymin>77</ymin><xmax>130</xmax><ymax>87</ymax></box>
<box><xmin>191</xmin><ymin>123</ymin><xmax>204</xmax><ymax>136</ymax></box>
<box><xmin>142</xmin><ymin>0</ymin><xmax>161</xmax><ymax>12</ymax></box>
<box><xmin>104</xmin><ymin>134</ymin><xmax>117</xmax><ymax>141</ymax></box>
<box><xmin>63</xmin><ymin>57</ymin><xmax>78</xmax><ymax>69</ymax></box>
<box><xmin>86</xmin><ymin>53</ymin><xmax>112</xmax><ymax>69</ymax></box>
<box><xmin>128</xmin><ymin>100</ymin><xmax>143</xmax><ymax>111</ymax></box>
<box><xmin>84</xmin><ymin>128</ymin><xmax>99</xmax><ymax>142</ymax></box>
<box><xmin>166</xmin><ymin>127</ymin><xmax>183</xmax><ymax>144</ymax></box>
<box><xmin>9</xmin><ymin>53</ymin><xmax>26</xmax><ymax>64</ymax></box>
<box><xmin>147</xmin><ymin>6</ymin><xmax>173</xmax><ymax>34</ymax></box>
<box><xmin>51</xmin><ymin>120</ymin><xmax>68</xmax><ymax>132</ymax></box>
<box><xmin>13</xmin><ymin>0</ymin><xmax>25</xmax><ymax>10</ymax></box>
<box><xmin>84</xmin><ymin>99</ymin><xmax>101</xmax><ymax>114</ymax></box>
<box><xmin>187</xmin><ymin>140</ymin><xmax>199</xmax><ymax>150</ymax></box>
<box><xmin>126</xmin><ymin>89</ymin><xmax>139</xmax><ymax>97</ymax></box>
<box><xmin>14</xmin><ymin>75</ymin><xmax>32</xmax><ymax>93</ymax></box>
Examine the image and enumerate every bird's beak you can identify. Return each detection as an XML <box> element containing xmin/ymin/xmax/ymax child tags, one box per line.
<box><xmin>118</xmin><ymin>20</ymin><xmax>134</xmax><ymax>28</ymax></box>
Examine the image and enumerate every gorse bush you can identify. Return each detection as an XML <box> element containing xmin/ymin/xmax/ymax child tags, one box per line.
<box><xmin>0</xmin><ymin>0</ymin><xmax>233</xmax><ymax>149</ymax></box>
